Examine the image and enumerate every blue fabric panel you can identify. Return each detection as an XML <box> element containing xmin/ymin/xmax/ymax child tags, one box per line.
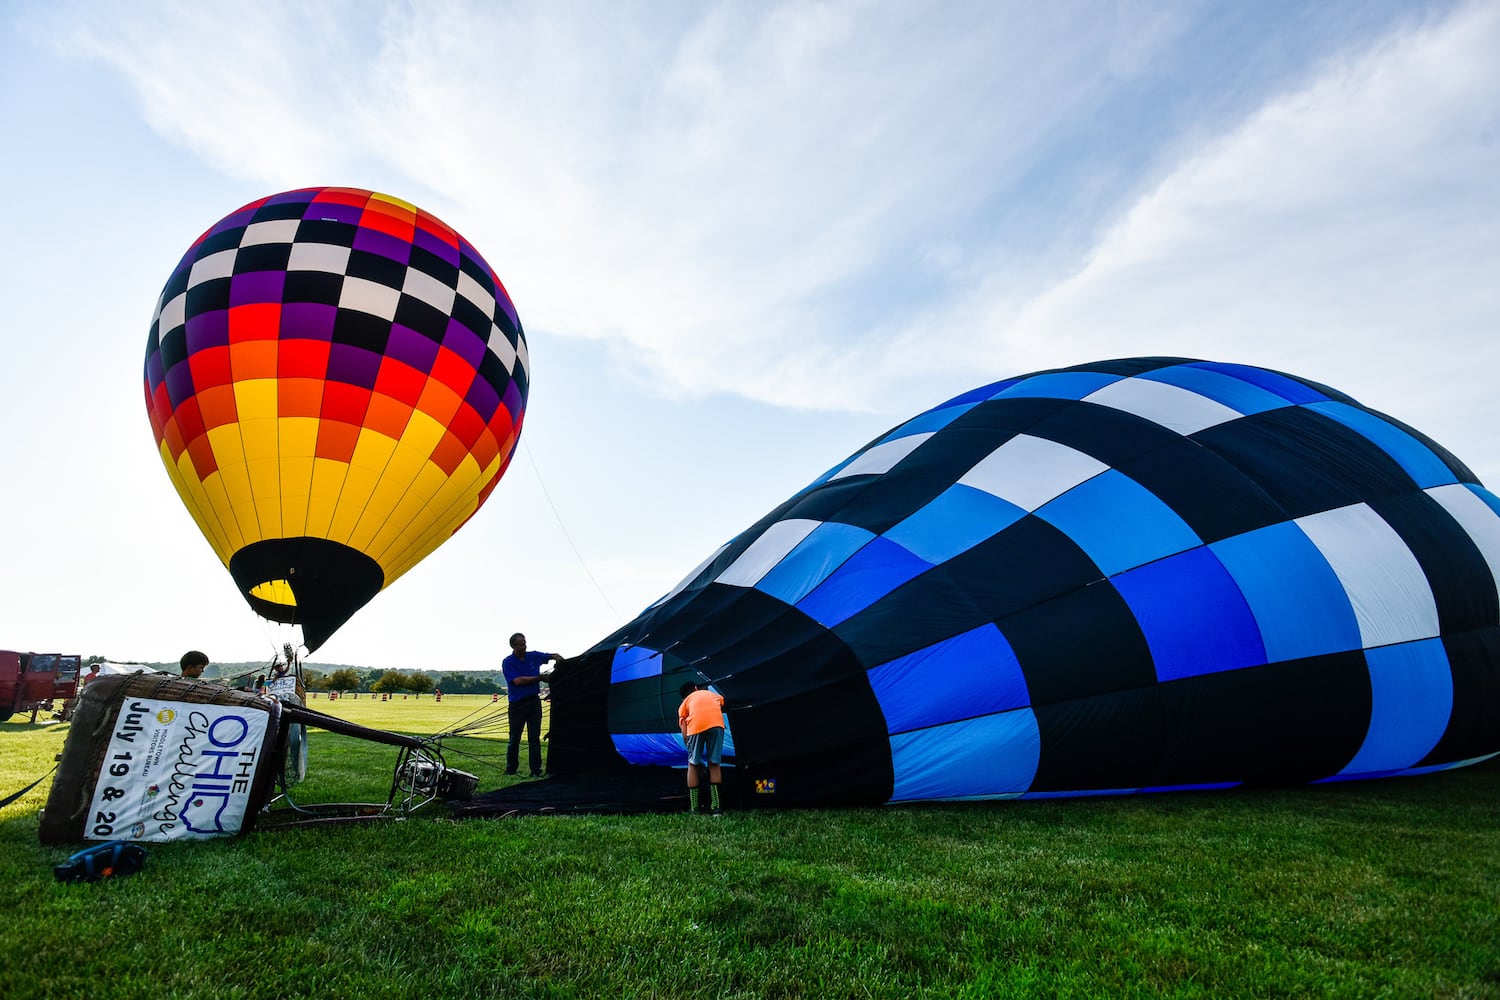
<box><xmin>611</xmin><ymin>727</ymin><xmax>738</xmax><ymax>767</ymax></box>
<box><xmin>1340</xmin><ymin>639</ymin><xmax>1453</xmax><ymax>775</ymax></box>
<box><xmin>888</xmin><ymin>708</ymin><xmax>1041</xmax><ymax>801</ymax></box>
<box><xmin>1210</xmin><ymin>522</ymin><xmax>1362</xmax><ymax>662</ymax></box>
<box><xmin>1308</xmin><ymin>401</ymin><xmax>1457</xmax><ymax>489</ymax></box>
<box><xmin>883</xmin><ymin>484</ymin><xmax>1027</xmax><ymax>565</ymax></box>
<box><xmin>867</xmin><ymin>623</ymin><xmax>1031</xmax><ymax>734</ymax></box>
<box><xmin>611</xmin><ymin>731</ymin><xmax>684</xmax><ymax>766</ymax></box>
<box><xmin>1470</xmin><ymin>484</ymin><xmax>1500</xmax><ymax>519</ymax></box>
<box><xmin>993</xmin><ymin>371</ymin><xmax>1122</xmax><ymax>401</ymax></box>
<box><xmin>1186</xmin><ymin>361</ymin><xmax>1328</xmax><ymax>404</ymax></box>
<box><xmin>945</xmin><ymin>378</ymin><xmax>1022</xmax><ymax>408</ymax></box>
<box><xmin>796</xmin><ymin>537</ymin><xmax>932</xmax><ymax>628</ymax></box>
<box><xmin>875</xmin><ymin>402</ymin><xmax>978</xmax><ymax>445</ymax></box>
<box><xmin>755</xmin><ymin>522</ymin><xmax>874</xmax><ymax>606</ymax></box>
<box><xmin>1113</xmin><ymin>547</ymin><xmax>1267</xmax><ymax>681</ymax></box>
<box><xmin>610</xmin><ymin>645</ymin><xmax>663</xmax><ymax>683</ymax></box>
<box><xmin>1021</xmin><ymin>787</ymin><xmax>1139</xmax><ymax>800</ymax></box>
<box><xmin>1138</xmin><ymin>365</ymin><xmax>1290</xmax><ymax>417</ymax></box>
<box><xmin>1036</xmin><ymin>470</ymin><xmax>1201</xmax><ymax>576</ymax></box>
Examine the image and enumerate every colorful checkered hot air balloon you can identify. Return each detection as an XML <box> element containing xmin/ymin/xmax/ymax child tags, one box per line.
<box><xmin>549</xmin><ymin>358</ymin><xmax>1500</xmax><ymax>807</ymax></box>
<box><xmin>144</xmin><ymin>187</ymin><xmax>526</xmax><ymax>652</ymax></box>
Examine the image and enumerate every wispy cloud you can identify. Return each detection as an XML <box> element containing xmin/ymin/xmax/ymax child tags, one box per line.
<box><xmin>44</xmin><ymin>0</ymin><xmax>1496</xmax><ymax>432</ymax></box>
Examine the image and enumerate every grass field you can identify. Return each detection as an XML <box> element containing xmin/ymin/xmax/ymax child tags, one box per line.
<box><xmin>3</xmin><ymin>694</ymin><xmax>1498</xmax><ymax>999</ymax></box>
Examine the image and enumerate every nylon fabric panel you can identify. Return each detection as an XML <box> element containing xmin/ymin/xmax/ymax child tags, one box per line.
<box><xmin>882</xmin><ymin>484</ymin><xmax>1026</xmax><ymax>565</ymax></box>
<box><xmin>1136</xmin><ymin>364</ymin><xmax>1291</xmax><ymax>417</ymax></box>
<box><xmin>1296</xmin><ymin>504</ymin><xmax>1440</xmax><ymax>648</ymax></box>
<box><xmin>1309</xmin><ymin>402</ymin><xmax>1459</xmax><ymax>489</ymax></box>
<box><xmin>1030</xmin><ymin>652</ymin><xmax>1371</xmax><ymax>791</ymax></box>
<box><xmin>999</xmin><ymin>581</ymin><xmax>1156</xmax><ymax>707</ymax></box>
<box><xmin>889</xmin><ymin>709</ymin><xmax>1041</xmax><ymax>801</ymax></box>
<box><xmin>1365</xmin><ymin>491</ymin><xmax>1499</xmax><ymax>635</ymax></box>
<box><xmin>1423</xmin><ymin>627</ymin><xmax>1500</xmax><ymax>766</ymax></box>
<box><xmin>1111</xmin><ymin>438</ymin><xmax>1289</xmax><ymax>543</ymax></box>
<box><xmin>866</xmin><ymin>623</ymin><xmax>1030</xmax><ymax>734</ymax></box>
<box><xmin>834</xmin><ymin>516</ymin><xmax>1104</xmax><ymax>669</ymax></box>
<box><xmin>1191</xmin><ymin>407</ymin><xmax>1417</xmax><ymax>519</ymax></box>
<box><xmin>1210</xmin><ymin>522</ymin><xmax>1362</xmax><ymax>662</ymax></box>
<box><xmin>1339</xmin><ymin>639</ymin><xmax>1452</xmax><ymax>776</ymax></box>
<box><xmin>1112</xmin><ymin>547</ymin><xmax>1267</xmax><ymax>682</ymax></box>
<box><xmin>754</xmin><ymin>522</ymin><xmax>875</xmax><ymax>605</ymax></box>
<box><xmin>795</xmin><ymin>537</ymin><xmax>932</xmax><ymax>628</ymax></box>
<box><xmin>1034</xmin><ymin>470</ymin><xmax>1201</xmax><ymax>577</ymax></box>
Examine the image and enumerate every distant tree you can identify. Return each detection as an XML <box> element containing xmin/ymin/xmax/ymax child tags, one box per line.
<box><xmin>406</xmin><ymin>673</ymin><xmax>434</xmax><ymax>695</ymax></box>
<box><xmin>371</xmin><ymin>670</ymin><xmax>408</xmax><ymax>694</ymax></box>
<box><xmin>321</xmin><ymin>667</ymin><xmax>360</xmax><ymax>691</ymax></box>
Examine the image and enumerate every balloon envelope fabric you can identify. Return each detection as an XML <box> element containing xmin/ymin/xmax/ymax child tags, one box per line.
<box><xmin>144</xmin><ymin>188</ymin><xmax>527</xmax><ymax>651</ymax></box>
<box><xmin>551</xmin><ymin>357</ymin><xmax>1500</xmax><ymax>806</ymax></box>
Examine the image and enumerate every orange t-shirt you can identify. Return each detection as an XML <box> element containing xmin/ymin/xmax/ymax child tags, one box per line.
<box><xmin>679</xmin><ymin>689</ymin><xmax>725</xmax><ymax>736</ymax></box>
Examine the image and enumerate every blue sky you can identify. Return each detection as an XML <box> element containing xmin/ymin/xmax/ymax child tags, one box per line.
<box><xmin>2</xmin><ymin>0</ymin><xmax>1497</xmax><ymax>671</ymax></box>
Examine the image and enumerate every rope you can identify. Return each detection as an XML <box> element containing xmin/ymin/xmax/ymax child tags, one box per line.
<box><xmin>0</xmin><ymin>765</ymin><xmax>57</xmax><ymax>810</ymax></box>
<box><xmin>522</xmin><ymin>438</ymin><xmax>624</xmax><ymax>624</ymax></box>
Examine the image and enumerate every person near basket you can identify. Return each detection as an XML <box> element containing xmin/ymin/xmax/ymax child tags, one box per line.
<box><xmin>500</xmin><ymin>633</ymin><xmax>563</xmax><ymax>777</ymax></box>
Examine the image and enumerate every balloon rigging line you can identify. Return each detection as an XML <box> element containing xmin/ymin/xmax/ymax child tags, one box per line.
<box><xmin>522</xmin><ymin>438</ymin><xmax>625</xmax><ymax>624</ymax></box>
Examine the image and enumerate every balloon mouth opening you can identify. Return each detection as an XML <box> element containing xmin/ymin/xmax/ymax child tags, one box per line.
<box><xmin>230</xmin><ymin>539</ymin><xmax>384</xmax><ymax>652</ymax></box>
<box><xmin>250</xmin><ymin>579</ymin><xmax>298</xmax><ymax>609</ymax></box>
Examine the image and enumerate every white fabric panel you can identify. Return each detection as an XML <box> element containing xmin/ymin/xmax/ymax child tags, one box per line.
<box><xmin>240</xmin><ymin>219</ymin><xmax>300</xmax><ymax>246</ymax></box>
<box><xmin>489</xmin><ymin>326</ymin><xmax>517</xmax><ymax>373</ymax></box>
<box><xmin>188</xmin><ymin>248</ymin><xmax>238</xmax><ymax>288</ymax></box>
<box><xmin>457</xmin><ymin>270</ymin><xmax>496</xmax><ymax>316</ymax></box>
<box><xmin>1428</xmin><ymin>484</ymin><xmax>1500</xmax><ymax>598</ymax></box>
<box><xmin>339</xmin><ymin>277</ymin><xmax>402</xmax><ymax>322</ymax></box>
<box><xmin>716</xmin><ymin>519</ymin><xmax>820</xmax><ymax>587</ymax></box>
<box><xmin>402</xmin><ymin>267</ymin><xmax>458</xmax><ymax>314</ymax></box>
<box><xmin>829</xmin><ymin>433</ymin><xmax>933</xmax><ymax>481</ymax></box>
<box><xmin>958</xmin><ymin>434</ymin><xmax>1107</xmax><ymax>512</ymax></box>
<box><xmin>651</xmin><ymin>542</ymin><xmax>731</xmax><ymax>609</ymax></box>
<box><xmin>157</xmin><ymin>292</ymin><xmax>187</xmax><ymax>334</ymax></box>
<box><xmin>288</xmin><ymin>242</ymin><xmax>351</xmax><ymax>274</ymax></box>
<box><xmin>1083</xmin><ymin>377</ymin><xmax>1242</xmax><ymax>434</ymax></box>
<box><xmin>1296</xmin><ymin>503</ymin><xmax>1440</xmax><ymax>647</ymax></box>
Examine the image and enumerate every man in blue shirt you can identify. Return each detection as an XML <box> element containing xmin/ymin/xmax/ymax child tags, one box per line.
<box><xmin>501</xmin><ymin>633</ymin><xmax>563</xmax><ymax>777</ymax></box>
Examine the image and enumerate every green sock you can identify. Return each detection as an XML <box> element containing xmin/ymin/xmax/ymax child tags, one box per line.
<box><xmin>711</xmin><ymin>785</ymin><xmax>720</xmax><ymax>810</ymax></box>
<box><xmin>689</xmin><ymin>787</ymin><xmax>699</xmax><ymax>811</ymax></box>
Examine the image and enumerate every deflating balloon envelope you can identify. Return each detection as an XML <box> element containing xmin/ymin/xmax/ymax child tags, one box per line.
<box><xmin>144</xmin><ymin>187</ymin><xmax>527</xmax><ymax>651</ymax></box>
<box><xmin>552</xmin><ymin>357</ymin><xmax>1500</xmax><ymax>806</ymax></box>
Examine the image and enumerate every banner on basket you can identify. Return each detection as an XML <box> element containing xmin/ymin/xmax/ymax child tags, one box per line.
<box><xmin>85</xmin><ymin>699</ymin><xmax>272</xmax><ymax>842</ymax></box>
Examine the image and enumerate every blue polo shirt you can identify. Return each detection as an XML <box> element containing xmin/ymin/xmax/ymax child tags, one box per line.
<box><xmin>501</xmin><ymin>651</ymin><xmax>555</xmax><ymax>702</ymax></box>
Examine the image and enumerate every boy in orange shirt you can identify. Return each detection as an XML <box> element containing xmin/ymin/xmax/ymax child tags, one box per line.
<box><xmin>677</xmin><ymin>681</ymin><xmax>727</xmax><ymax>814</ymax></box>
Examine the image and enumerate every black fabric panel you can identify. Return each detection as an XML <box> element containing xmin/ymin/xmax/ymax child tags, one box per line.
<box><xmin>836</xmin><ymin>516</ymin><xmax>1103</xmax><ymax>669</ymax></box>
<box><xmin>253</xmin><ymin>199</ymin><xmax>310</xmax><ymax>222</ymax></box>
<box><xmin>1110</xmin><ymin>438</ymin><xmax>1289</xmax><ymax>543</ymax></box>
<box><xmin>547</xmin><ymin>649</ymin><xmax>633</xmax><ymax>776</ymax></box>
<box><xmin>1029</xmin><ymin>400</ymin><xmax>1182</xmax><ymax>465</ymax></box>
<box><xmin>1030</xmin><ymin>652</ymin><xmax>1372</xmax><ymax>791</ymax></box>
<box><xmin>1191</xmin><ymin>406</ymin><xmax>1418</xmax><ymax>518</ymax></box>
<box><xmin>1067</xmin><ymin>357</ymin><xmax>1195</xmax><ymax>378</ymax></box>
<box><xmin>999</xmin><ymin>581</ymin><xmax>1155</xmax><ymax>707</ymax></box>
<box><xmin>346</xmin><ymin>248</ymin><xmax>407</xmax><ymax>288</ymax></box>
<box><xmin>233</xmin><ymin>242</ymin><xmax>293</xmax><ymax>274</ymax></box>
<box><xmin>604</xmin><ymin>657</ymin><xmax>696</xmax><ymax>736</ymax></box>
<box><xmin>1367</xmin><ymin>492</ymin><xmax>1500</xmax><ymax>634</ymax></box>
<box><xmin>228</xmin><ymin>537</ymin><xmax>384</xmax><ymax>652</ymax></box>
<box><xmin>330</xmin><ymin>308</ymin><xmax>391</xmax><ymax>355</ymax></box>
<box><xmin>1423</xmin><ymin>627</ymin><xmax>1500</xmax><ymax>766</ymax></box>
<box><xmin>185</xmin><ymin>276</ymin><xmax>232</xmax><ymax>315</ymax></box>
<box><xmin>393</xmin><ymin>295</ymin><xmax>449</xmax><ymax>340</ymax></box>
<box><xmin>294</xmin><ymin>219</ymin><xmax>357</xmax><ymax>247</ymax></box>
<box><xmin>776</xmin><ymin>476</ymin><xmax>879</xmax><ymax>527</ymax></box>
<box><xmin>822</xmin><ymin>398</ymin><xmax>1070</xmax><ymax>535</ymax></box>
<box><xmin>283</xmin><ymin>270</ymin><xmax>343</xmax><ymax>307</ymax></box>
<box><xmin>408</xmin><ymin>244</ymin><xmax>461</xmax><ymax>288</ymax></box>
<box><xmin>196</xmin><ymin>227</ymin><xmax>243</xmax><ymax>256</ymax></box>
<box><xmin>1373</xmin><ymin>409</ymin><xmax>1480</xmax><ymax>484</ymax></box>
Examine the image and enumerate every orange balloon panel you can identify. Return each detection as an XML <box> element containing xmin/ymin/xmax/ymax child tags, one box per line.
<box><xmin>144</xmin><ymin>188</ymin><xmax>527</xmax><ymax>651</ymax></box>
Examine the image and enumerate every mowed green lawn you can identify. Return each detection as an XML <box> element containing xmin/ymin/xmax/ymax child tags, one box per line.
<box><xmin>3</xmin><ymin>694</ymin><xmax>1499</xmax><ymax>999</ymax></box>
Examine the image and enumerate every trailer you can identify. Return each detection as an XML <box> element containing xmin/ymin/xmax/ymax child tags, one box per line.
<box><xmin>0</xmin><ymin>651</ymin><xmax>81</xmax><ymax>723</ymax></box>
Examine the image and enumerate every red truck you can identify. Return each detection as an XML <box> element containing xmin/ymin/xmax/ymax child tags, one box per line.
<box><xmin>0</xmin><ymin>651</ymin><xmax>82</xmax><ymax>723</ymax></box>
